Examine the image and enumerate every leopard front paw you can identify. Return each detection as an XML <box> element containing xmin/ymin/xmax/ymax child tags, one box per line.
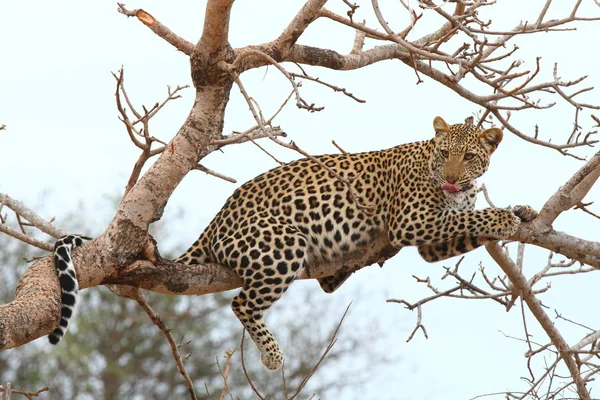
<box><xmin>513</xmin><ymin>205</ymin><xmax>538</xmax><ymax>223</ymax></box>
<box><xmin>489</xmin><ymin>208</ymin><xmax>521</xmax><ymax>238</ymax></box>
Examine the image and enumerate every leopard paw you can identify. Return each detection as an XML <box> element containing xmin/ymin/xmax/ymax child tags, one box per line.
<box><xmin>261</xmin><ymin>349</ymin><xmax>283</xmax><ymax>371</ymax></box>
<box><xmin>483</xmin><ymin>208</ymin><xmax>520</xmax><ymax>238</ymax></box>
<box><xmin>513</xmin><ymin>205</ymin><xmax>538</xmax><ymax>223</ymax></box>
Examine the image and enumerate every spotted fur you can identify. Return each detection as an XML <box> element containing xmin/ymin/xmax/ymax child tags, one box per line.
<box><xmin>48</xmin><ymin>234</ymin><xmax>90</xmax><ymax>345</ymax></box>
<box><xmin>175</xmin><ymin>116</ymin><xmax>537</xmax><ymax>370</ymax></box>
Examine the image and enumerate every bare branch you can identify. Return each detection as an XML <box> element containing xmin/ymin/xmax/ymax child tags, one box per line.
<box><xmin>193</xmin><ymin>164</ymin><xmax>237</xmax><ymax>183</ymax></box>
<box><xmin>289</xmin><ymin>71</ymin><xmax>366</xmax><ymax>103</ymax></box>
<box><xmin>275</xmin><ymin>0</ymin><xmax>327</xmax><ymax>57</ymax></box>
<box><xmin>218</xmin><ymin>350</ymin><xmax>234</xmax><ymax>400</ymax></box>
<box><xmin>117</xmin><ymin>3</ymin><xmax>194</xmax><ymax>55</ymax></box>
<box><xmin>240</xmin><ymin>331</ymin><xmax>265</xmax><ymax>400</ymax></box>
<box><xmin>212</xmin><ymin>126</ymin><xmax>287</xmax><ymax>147</ymax></box>
<box><xmin>229</xmin><ymin>49</ymin><xmax>324</xmax><ymax>112</ymax></box>
<box><xmin>0</xmin><ymin>384</ymin><xmax>49</xmax><ymax>399</ymax></box>
<box><xmin>0</xmin><ymin>193</ymin><xmax>67</xmax><ymax>239</ymax></box>
<box><xmin>288</xmin><ymin>303</ymin><xmax>351</xmax><ymax>399</ymax></box>
<box><xmin>112</xmin><ymin>68</ymin><xmax>188</xmax><ymax>195</ymax></box>
<box><xmin>131</xmin><ymin>288</ymin><xmax>198</xmax><ymax>400</ymax></box>
<box><xmin>486</xmin><ymin>242</ymin><xmax>590</xmax><ymax>399</ymax></box>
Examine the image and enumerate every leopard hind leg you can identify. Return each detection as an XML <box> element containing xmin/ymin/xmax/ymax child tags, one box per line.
<box><xmin>227</xmin><ymin>224</ymin><xmax>308</xmax><ymax>370</ymax></box>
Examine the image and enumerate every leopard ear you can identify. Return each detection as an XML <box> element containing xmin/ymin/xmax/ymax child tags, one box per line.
<box><xmin>479</xmin><ymin>127</ymin><xmax>503</xmax><ymax>154</ymax></box>
<box><xmin>433</xmin><ymin>116</ymin><xmax>450</xmax><ymax>141</ymax></box>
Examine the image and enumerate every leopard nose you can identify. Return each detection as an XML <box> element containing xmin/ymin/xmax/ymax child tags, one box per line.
<box><xmin>446</xmin><ymin>177</ymin><xmax>455</xmax><ymax>184</ymax></box>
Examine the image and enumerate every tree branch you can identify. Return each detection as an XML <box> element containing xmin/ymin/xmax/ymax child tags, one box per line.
<box><xmin>117</xmin><ymin>3</ymin><xmax>194</xmax><ymax>55</ymax></box>
<box><xmin>0</xmin><ymin>229</ymin><xmax>395</xmax><ymax>350</ymax></box>
<box><xmin>486</xmin><ymin>242</ymin><xmax>590</xmax><ymax>399</ymax></box>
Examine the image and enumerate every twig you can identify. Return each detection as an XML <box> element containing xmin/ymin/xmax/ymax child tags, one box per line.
<box><xmin>212</xmin><ymin>126</ymin><xmax>287</xmax><ymax>147</ymax></box>
<box><xmin>331</xmin><ymin>140</ymin><xmax>348</xmax><ymax>154</ymax></box>
<box><xmin>117</xmin><ymin>3</ymin><xmax>194</xmax><ymax>54</ymax></box>
<box><xmin>240</xmin><ymin>330</ymin><xmax>265</xmax><ymax>400</ymax></box>
<box><xmin>289</xmin><ymin>72</ymin><xmax>365</xmax><ymax>103</ymax></box>
<box><xmin>342</xmin><ymin>0</ymin><xmax>359</xmax><ymax>22</ymax></box>
<box><xmin>132</xmin><ymin>289</ymin><xmax>198</xmax><ymax>400</ymax></box>
<box><xmin>230</xmin><ymin>50</ymin><xmax>324</xmax><ymax>112</ymax></box>
<box><xmin>0</xmin><ymin>193</ymin><xmax>67</xmax><ymax>238</ymax></box>
<box><xmin>288</xmin><ymin>303</ymin><xmax>352</xmax><ymax>399</ymax></box>
<box><xmin>573</xmin><ymin>201</ymin><xmax>600</xmax><ymax>220</ymax></box>
<box><xmin>486</xmin><ymin>242</ymin><xmax>591</xmax><ymax>399</ymax></box>
<box><xmin>193</xmin><ymin>164</ymin><xmax>237</xmax><ymax>183</ymax></box>
<box><xmin>0</xmin><ymin>224</ymin><xmax>53</xmax><ymax>252</ymax></box>
<box><xmin>226</xmin><ymin>68</ymin><xmax>375</xmax><ymax>215</ymax></box>
<box><xmin>0</xmin><ymin>385</ymin><xmax>49</xmax><ymax>399</ymax></box>
<box><xmin>406</xmin><ymin>304</ymin><xmax>428</xmax><ymax>342</ymax></box>
<box><xmin>218</xmin><ymin>350</ymin><xmax>235</xmax><ymax>400</ymax></box>
<box><xmin>112</xmin><ymin>68</ymin><xmax>187</xmax><ymax>195</ymax></box>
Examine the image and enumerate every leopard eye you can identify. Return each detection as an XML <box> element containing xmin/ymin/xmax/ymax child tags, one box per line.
<box><xmin>464</xmin><ymin>152</ymin><xmax>475</xmax><ymax>160</ymax></box>
<box><xmin>440</xmin><ymin>149</ymin><xmax>449</xmax><ymax>158</ymax></box>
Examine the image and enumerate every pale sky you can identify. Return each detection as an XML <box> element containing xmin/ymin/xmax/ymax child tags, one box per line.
<box><xmin>1</xmin><ymin>1</ymin><xmax>600</xmax><ymax>399</ymax></box>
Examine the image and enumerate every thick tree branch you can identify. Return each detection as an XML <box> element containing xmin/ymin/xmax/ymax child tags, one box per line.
<box><xmin>508</xmin><ymin>152</ymin><xmax>600</xmax><ymax>265</ymax></box>
<box><xmin>287</xmin><ymin>43</ymin><xmax>409</xmax><ymax>70</ymax></box>
<box><xmin>486</xmin><ymin>243</ymin><xmax>590</xmax><ymax>399</ymax></box>
<box><xmin>275</xmin><ymin>0</ymin><xmax>328</xmax><ymax>58</ymax></box>
<box><xmin>537</xmin><ymin>151</ymin><xmax>600</xmax><ymax>226</ymax></box>
<box><xmin>198</xmin><ymin>0</ymin><xmax>235</xmax><ymax>52</ymax></box>
<box><xmin>0</xmin><ymin>231</ymin><xmax>394</xmax><ymax>349</ymax></box>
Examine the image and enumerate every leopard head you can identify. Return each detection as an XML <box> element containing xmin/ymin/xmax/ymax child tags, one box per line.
<box><xmin>429</xmin><ymin>116</ymin><xmax>503</xmax><ymax>193</ymax></box>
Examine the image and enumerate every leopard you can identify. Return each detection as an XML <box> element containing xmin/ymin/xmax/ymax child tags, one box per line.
<box><xmin>49</xmin><ymin>116</ymin><xmax>537</xmax><ymax>371</ymax></box>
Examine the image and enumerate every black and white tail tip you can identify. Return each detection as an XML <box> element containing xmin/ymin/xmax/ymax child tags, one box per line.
<box><xmin>48</xmin><ymin>234</ymin><xmax>90</xmax><ymax>345</ymax></box>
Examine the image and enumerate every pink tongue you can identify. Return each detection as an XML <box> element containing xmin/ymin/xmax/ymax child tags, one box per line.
<box><xmin>441</xmin><ymin>183</ymin><xmax>460</xmax><ymax>193</ymax></box>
